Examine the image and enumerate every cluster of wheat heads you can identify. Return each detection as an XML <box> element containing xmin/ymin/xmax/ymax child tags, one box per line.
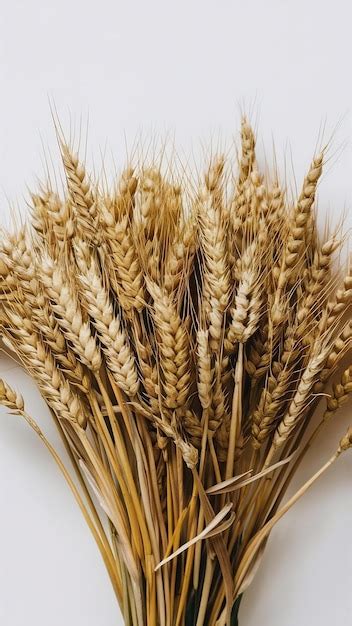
<box><xmin>1</xmin><ymin>120</ymin><xmax>352</xmax><ymax>626</ymax></box>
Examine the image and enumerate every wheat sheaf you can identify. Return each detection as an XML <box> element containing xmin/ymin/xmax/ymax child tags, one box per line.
<box><xmin>0</xmin><ymin>119</ymin><xmax>352</xmax><ymax>626</ymax></box>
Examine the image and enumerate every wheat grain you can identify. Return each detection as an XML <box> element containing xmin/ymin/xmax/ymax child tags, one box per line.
<box><xmin>338</xmin><ymin>426</ymin><xmax>352</xmax><ymax>452</ymax></box>
<box><xmin>111</xmin><ymin>167</ymin><xmax>138</xmax><ymax>220</ymax></box>
<box><xmin>323</xmin><ymin>365</ymin><xmax>352</xmax><ymax>421</ymax></box>
<box><xmin>0</xmin><ymin>379</ymin><xmax>24</xmax><ymax>412</ymax></box>
<box><xmin>314</xmin><ymin>320</ymin><xmax>352</xmax><ymax>392</ymax></box>
<box><xmin>320</xmin><ymin>264</ymin><xmax>352</xmax><ymax>331</ymax></box>
<box><xmin>100</xmin><ymin>171</ymin><xmax>145</xmax><ymax>314</ymax></box>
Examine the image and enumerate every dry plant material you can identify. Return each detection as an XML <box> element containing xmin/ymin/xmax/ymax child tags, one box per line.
<box><xmin>1</xmin><ymin>118</ymin><xmax>352</xmax><ymax>626</ymax></box>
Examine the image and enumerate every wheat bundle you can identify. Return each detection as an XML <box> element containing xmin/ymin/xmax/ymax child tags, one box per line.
<box><xmin>1</xmin><ymin>119</ymin><xmax>352</xmax><ymax>625</ymax></box>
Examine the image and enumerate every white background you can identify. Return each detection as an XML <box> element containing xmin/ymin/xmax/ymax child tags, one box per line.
<box><xmin>1</xmin><ymin>1</ymin><xmax>352</xmax><ymax>624</ymax></box>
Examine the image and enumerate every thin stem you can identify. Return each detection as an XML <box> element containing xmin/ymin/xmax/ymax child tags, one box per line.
<box><xmin>234</xmin><ymin>451</ymin><xmax>340</xmax><ymax>597</ymax></box>
<box><xmin>21</xmin><ymin>410</ymin><xmax>123</xmax><ymax>603</ymax></box>
<box><xmin>226</xmin><ymin>343</ymin><xmax>244</xmax><ymax>480</ymax></box>
<box><xmin>196</xmin><ymin>556</ymin><xmax>214</xmax><ymax>626</ymax></box>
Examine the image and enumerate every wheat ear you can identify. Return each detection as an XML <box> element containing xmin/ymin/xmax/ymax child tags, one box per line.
<box><xmin>147</xmin><ymin>280</ymin><xmax>191</xmax><ymax>416</ymax></box>
<box><xmin>272</xmin><ymin>153</ymin><xmax>323</xmax><ymax>322</ymax></box>
<box><xmin>251</xmin><ymin>361</ymin><xmax>291</xmax><ymax>449</ymax></box>
<box><xmin>199</xmin><ymin>157</ymin><xmax>231</xmax><ymax>352</ymax></box>
<box><xmin>0</xmin><ymin>379</ymin><xmax>24</xmax><ymax>412</ymax></box>
<box><xmin>196</xmin><ymin>329</ymin><xmax>213</xmax><ymax>411</ymax></box>
<box><xmin>319</xmin><ymin>264</ymin><xmax>352</xmax><ymax>332</ymax></box>
<box><xmin>226</xmin><ymin>241</ymin><xmax>262</xmax><ymax>350</ymax></box>
<box><xmin>75</xmin><ymin>240</ymin><xmax>139</xmax><ymax>397</ymax></box>
<box><xmin>314</xmin><ymin>320</ymin><xmax>352</xmax><ymax>392</ymax></box>
<box><xmin>323</xmin><ymin>365</ymin><xmax>352</xmax><ymax>421</ymax></box>
<box><xmin>297</xmin><ymin>235</ymin><xmax>340</xmax><ymax>333</ymax></box>
<box><xmin>61</xmin><ymin>145</ymin><xmax>99</xmax><ymax>243</ymax></box>
<box><xmin>164</xmin><ymin>214</ymin><xmax>196</xmax><ymax>299</ymax></box>
<box><xmin>100</xmin><ymin>171</ymin><xmax>145</xmax><ymax>314</ymax></box>
<box><xmin>0</xmin><ymin>233</ymin><xmax>91</xmax><ymax>394</ymax></box>
<box><xmin>39</xmin><ymin>254</ymin><xmax>102</xmax><ymax>371</ymax></box>
<box><xmin>237</xmin><ymin>118</ymin><xmax>256</xmax><ymax>184</ymax></box>
<box><xmin>3</xmin><ymin>310</ymin><xmax>86</xmax><ymax>427</ymax></box>
<box><xmin>268</xmin><ymin>341</ymin><xmax>329</xmax><ymax>461</ymax></box>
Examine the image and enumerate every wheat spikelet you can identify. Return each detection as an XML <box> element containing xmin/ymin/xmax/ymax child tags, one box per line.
<box><xmin>30</xmin><ymin>191</ymin><xmax>52</xmax><ymax>245</ymax></box>
<box><xmin>245</xmin><ymin>322</ymin><xmax>272</xmax><ymax>380</ymax></box>
<box><xmin>323</xmin><ymin>365</ymin><xmax>352</xmax><ymax>421</ymax></box>
<box><xmin>248</xmin><ymin>166</ymin><xmax>269</xmax><ymax>222</ymax></box>
<box><xmin>110</xmin><ymin>166</ymin><xmax>138</xmax><ymax>220</ymax></box>
<box><xmin>338</xmin><ymin>426</ymin><xmax>352</xmax><ymax>452</ymax></box>
<box><xmin>314</xmin><ymin>320</ymin><xmax>352</xmax><ymax>392</ymax></box>
<box><xmin>320</xmin><ymin>264</ymin><xmax>352</xmax><ymax>331</ymax></box>
<box><xmin>44</xmin><ymin>191</ymin><xmax>74</xmax><ymax>249</ymax></box>
<box><xmin>0</xmin><ymin>379</ymin><xmax>24</xmax><ymax>412</ymax></box>
<box><xmin>134</xmin><ymin>168</ymin><xmax>162</xmax><ymax>234</ymax></box>
<box><xmin>267</xmin><ymin>180</ymin><xmax>286</xmax><ymax>232</ymax></box>
<box><xmin>307</xmin><ymin>235</ymin><xmax>339</xmax><ymax>288</ymax></box>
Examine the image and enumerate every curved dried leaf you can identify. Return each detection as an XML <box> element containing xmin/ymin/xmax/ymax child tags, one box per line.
<box><xmin>155</xmin><ymin>502</ymin><xmax>234</xmax><ymax>570</ymax></box>
<box><xmin>207</xmin><ymin>453</ymin><xmax>295</xmax><ymax>495</ymax></box>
